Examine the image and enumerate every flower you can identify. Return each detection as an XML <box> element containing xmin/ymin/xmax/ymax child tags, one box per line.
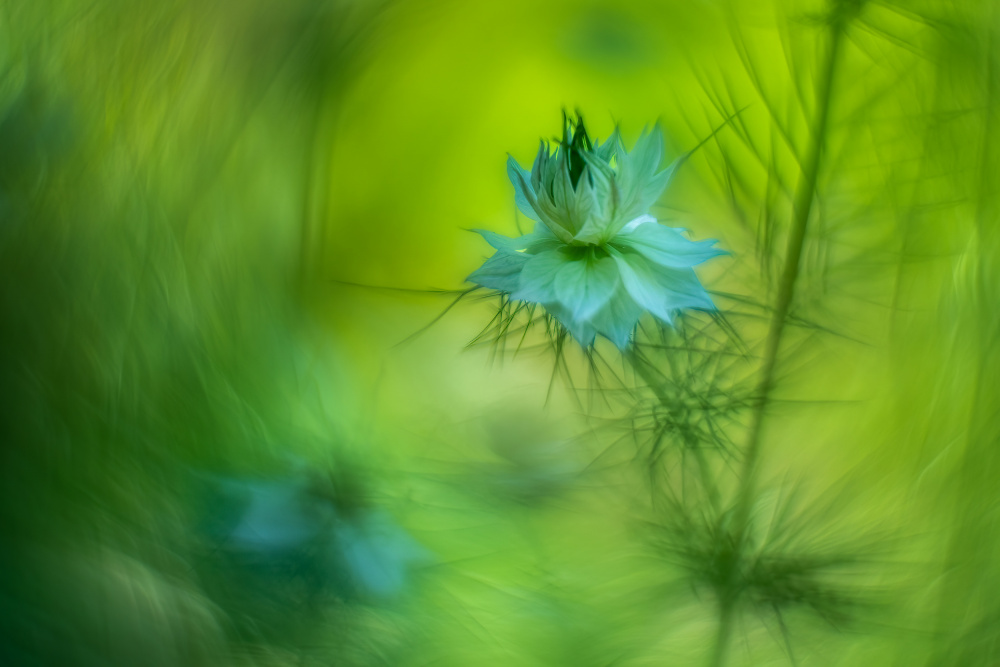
<box><xmin>467</xmin><ymin>113</ymin><xmax>725</xmax><ymax>349</ymax></box>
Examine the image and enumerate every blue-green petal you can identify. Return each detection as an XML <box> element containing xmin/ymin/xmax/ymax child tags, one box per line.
<box><xmin>612</xmin><ymin>221</ymin><xmax>726</xmax><ymax>268</ymax></box>
<box><xmin>507</xmin><ymin>156</ymin><xmax>541</xmax><ymax>222</ymax></box>
<box><xmin>545</xmin><ymin>301</ymin><xmax>598</xmax><ymax>348</ymax></box>
<box><xmin>511</xmin><ymin>247</ymin><xmax>571</xmax><ymax>304</ymax></box>
<box><xmin>467</xmin><ymin>251</ymin><xmax>530</xmax><ymax>293</ymax></box>
<box><xmin>591</xmin><ymin>287</ymin><xmax>644</xmax><ymax>349</ymax></box>
<box><xmin>610</xmin><ymin>249</ymin><xmax>714</xmax><ymax>322</ymax></box>
<box><xmin>471</xmin><ymin>228</ymin><xmax>557</xmax><ymax>253</ymax></box>
<box><xmin>553</xmin><ymin>254</ymin><xmax>620</xmax><ymax>322</ymax></box>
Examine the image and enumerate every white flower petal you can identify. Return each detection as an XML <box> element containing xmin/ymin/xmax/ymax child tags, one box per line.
<box><xmin>620</xmin><ymin>214</ymin><xmax>657</xmax><ymax>234</ymax></box>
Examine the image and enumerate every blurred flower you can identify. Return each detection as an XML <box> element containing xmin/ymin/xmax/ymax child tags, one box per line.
<box><xmin>467</xmin><ymin>113</ymin><xmax>725</xmax><ymax>348</ymax></box>
<box><xmin>193</xmin><ymin>461</ymin><xmax>426</xmax><ymax>611</ymax></box>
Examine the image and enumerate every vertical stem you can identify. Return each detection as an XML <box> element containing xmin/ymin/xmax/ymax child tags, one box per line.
<box><xmin>708</xmin><ymin>599</ymin><xmax>736</xmax><ymax>667</ymax></box>
<box><xmin>710</xmin><ymin>8</ymin><xmax>848</xmax><ymax>666</ymax></box>
<box><xmin>732</xmin><ymin>17</ymin><xmax>844</xmax><ymax>534</ymax></box>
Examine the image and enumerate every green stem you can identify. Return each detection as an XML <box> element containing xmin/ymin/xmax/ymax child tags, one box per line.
<box><xmin>711</xmin><ymin>9</ymin><xmax>848</xmax><ymax>667</ymax></box>
<box><xmin>708</xmin><ymin>600</ymin><xmax>736</xmax><ymax>667</ymax></box>
<box><xmin>733</xmin><ymin>17</ymin><xmax>844</xmax><ymax>536</ymax></box>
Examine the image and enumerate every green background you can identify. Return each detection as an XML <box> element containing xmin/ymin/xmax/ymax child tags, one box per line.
<box><xmin>1</xmin><ymin>0</ymin><xmax>997</xmax><ymax>665</ymax></box>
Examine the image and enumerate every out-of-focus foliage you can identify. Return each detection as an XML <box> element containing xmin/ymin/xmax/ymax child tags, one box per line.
<box><xmin>1</xmin><ymin>0</ymin><xmax>998</xmax><ymax>665</ymax></box>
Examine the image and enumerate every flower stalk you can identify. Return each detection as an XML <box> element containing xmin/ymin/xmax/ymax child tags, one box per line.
<box><xmin>708</xmin><ymin>7</ymin><xmax>849</xmax><ymax>667</ymax></box>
